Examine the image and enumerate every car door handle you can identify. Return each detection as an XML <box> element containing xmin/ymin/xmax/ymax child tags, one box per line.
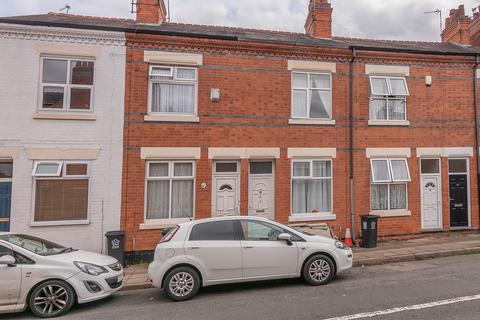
<box><xmin>189</xmin><ymin>246</ymin><xmax>200</xmax><ymax>250</ymax></box>
<box><xmin>243</xmin><ymin>246</ymin><xmax>254</xmax><ymax>249</ymax></box>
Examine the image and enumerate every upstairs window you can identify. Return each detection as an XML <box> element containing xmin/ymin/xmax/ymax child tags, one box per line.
<box><xmin>149</xmin><ymin>66</ymin><xmax>197</xmax><ymax>115</ymax></box>
<box><xmin>370</xmin><ymin>158</ymin><xmax>410</xmax><ymax>211</ymax></box>
<box><xmin>40</xmin><ymin>57</ymin><xmax>94</xmax><ymax>111</ymax></box>
<box><xmin>292</xmin><ymin>72</ymin><xmax>332</xmax><ymax>120</ymax></box>
<box><xmin>369</xmin><ymin>76</ymin><xmax>409</xmax><ymax>121</ymax></box>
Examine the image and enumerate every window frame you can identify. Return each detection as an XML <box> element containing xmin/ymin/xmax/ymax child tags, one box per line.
<box><xmin>38</xmin><ymin>56</ymin><xmax>95</xmax><ymax>113</ymax></box>
<box><xmin>291</xmin><ymin>71</ymin><xmax>333</xmax><ymax>120</ymax></box>
<box><xmin>370</xmin><ymin>158</ymin><xmax>410</xmax><ymax>212</ymax></box>
<box><xmin>291</xmin><ymin>159</ymin><xmax>333</xmax><ymax>215</ymax></box>
<box><xmin>147</xmin><ymin>65</ymin><xmax>198</xmax><ymax>116</ymax></box>
<box><xmin>144</xmin><ymin>160</ymin><xmax>196</xmax><ymax>222</ymax></box>
<box><xmin>214</xmin><ymin>161</ymin><xmax>240</xmax><ymax>175</ymax></box>
<box><xmin>369</xmin><ymin>76</ymin><xmax>409</xmax><ymax>122</ymax></box>
<box><xmin>31</xmin><ymin>161</ymin><xmax>91</xmax><ymax>225</ymax></box>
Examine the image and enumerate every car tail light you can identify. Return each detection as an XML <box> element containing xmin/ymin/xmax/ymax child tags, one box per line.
<box><xmin>160</xmin><ymin>225</ymin><xmax>179</xmax><ymax>243</ymax></box>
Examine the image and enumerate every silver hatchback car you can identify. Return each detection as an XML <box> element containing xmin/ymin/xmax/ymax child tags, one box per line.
<box><xmin>148</xmin><ymin>216</ymin><xmax>353</xmax><ymax>301</ymax></box>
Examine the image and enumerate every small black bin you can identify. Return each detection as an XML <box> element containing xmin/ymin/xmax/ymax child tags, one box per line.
<box><xmin>360</xmin><ymin>215</ymin><xmax>379</xmax><ymax>248</ymax></box>
<box><xmin>105</xmin><ymin>231</ymin><xmax>125</xmax><ymax>266</ymax></box>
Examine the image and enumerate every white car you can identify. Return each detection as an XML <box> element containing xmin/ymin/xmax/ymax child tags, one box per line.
<box><xmin>0</xmin><ymin>233</ymin><xmax>123</xmax><ymax>318</ymax></box>
<box><xmin>148</xmin><ymin>216</ymin><xmax>353</xmax><ymax>301</ymax></box>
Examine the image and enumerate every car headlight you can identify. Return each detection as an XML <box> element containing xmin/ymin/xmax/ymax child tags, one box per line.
<box><xmin>74</xmin><ymin>261</ymin><xmax>108</xmax><ymax>276</ymax></box>
<box><xmin>335</xmin><ymin>240</ymin><xmax>349</xmax><ymax>250</ymax></box>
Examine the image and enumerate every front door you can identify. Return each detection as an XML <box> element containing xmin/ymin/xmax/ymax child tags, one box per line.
<box><xmin>249</xmin><ymin>161</ymin><xmax>275</xmax><ymax>219</ymax></box>
<box><xmin>0</xmin><ymin>162</ymin><xmax>13</xmax><ymax>232</ymax></box>
<box><xmin>212</xmin><ymin>162</ymin><xmax>240</xmax><ymax>216</ymax></box>
<box><xmin>448</xmin><ymin>159</ymin><xmax>469</xmax><ymax>228</ymax></box>
<box><xmin>420</xmin><ymin>159</ymin><xmax>442</xmax><ymax>230</ymax></box>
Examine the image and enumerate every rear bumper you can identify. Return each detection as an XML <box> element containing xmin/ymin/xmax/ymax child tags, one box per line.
<box><xmin>148</xmin><ymin>260</ymin><xmax>172</xmax><ymax>288</ymax></box>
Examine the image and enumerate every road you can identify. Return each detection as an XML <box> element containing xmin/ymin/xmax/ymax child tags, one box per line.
<box><xmin>8</xmin><ymin>254</ymin><xmax>480</xmax><ymax>320</ymax></box>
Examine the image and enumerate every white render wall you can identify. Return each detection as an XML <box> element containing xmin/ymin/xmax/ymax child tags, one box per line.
<box><xmin>0</xmin><ymin>24</ymin><xmax>126</xmax><ymax>253</ymax></box>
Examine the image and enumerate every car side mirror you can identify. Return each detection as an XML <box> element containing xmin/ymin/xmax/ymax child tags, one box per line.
<box><xmin>278</xmin><ymin>233</ymin><xmax>293</xmax><ymax>246</ymax></box>
<box><xmin>0</xmin><ymin>255</ymin><xmax>16</xmax><ymax>266</ymax></box>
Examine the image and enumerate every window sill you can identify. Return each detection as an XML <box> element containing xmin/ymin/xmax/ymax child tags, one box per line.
<box><xmin>289</xmin><ymin>119</ymin><xmax>336</xmax><ymax>126</ymax></box>
<box><xmin>139</xmin><ymin>218</ymin><xmax>191</xmax><ymax>230</ymax></box>
<box><xmin>289</xmin><ymin>213</ymin><xmax>336</xmax><ymax>223</ymax></box>
<box><xmin>370</xmin><ymin>210</ymin><xmax>411</xmax><ymax>218</ymax></box>
<box><xmin>30</xmin><ymin>220</ymin><xmax>90</xmax><ymax>227</ymax></box>
<box><xmin>368</xmin><ymin>120</ymin><xmax>410</xmax><ymax>126</ymax></box>
<box><xmin>144</xmin><ymin>115</ymin><xmax>200</xmax><ymax>123</ymax></box>
<box><xmin>33</xmin><ymin>113</ymin><xmax>96</xmax><ymax>121</ymax></box>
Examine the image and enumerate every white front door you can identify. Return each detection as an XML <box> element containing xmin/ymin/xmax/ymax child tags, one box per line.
<box><xmin>249</xmin><ymin>162</ymin><xmax>275</xmax><ymax>219</ymax></box>
<box><xmin>212</xmin><ymin>162</ymin><xmax>240</xmax><ymax>216</ymax></box>
<box><xmin>421</xmin><ymin>176</ymin><xmax>441</xmax><ymax>230</ymax></box>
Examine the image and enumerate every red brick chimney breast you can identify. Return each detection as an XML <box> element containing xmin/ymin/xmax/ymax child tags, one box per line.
<box><xmin>136</xmin><ymin>0</ymin><xmax>167</xmax><ymax>24</ymax></box>
<box><xmin>441</xmin><ymin>5</ymin><xmax>471</xmax><ymax>45</ymax></box>
<box><xmin>305</xmin><ymin>0</ymin><xmax>333</xmax><ymax>38</ymax></box>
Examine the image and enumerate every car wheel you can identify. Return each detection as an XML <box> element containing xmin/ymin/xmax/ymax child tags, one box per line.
<box><xmin>302</xmin><ymin>254</ymin><xmax>335</xmax><ymax>286</ymax></box>
<box><xmin>29</xmin><ymin>280</ymin><xmax>76</xmax><ymax>318</ymax></box>
<box><xmin>163</xmin><ymin>266</ymin><xmax>200</xmax><ymax>301</ymax></box>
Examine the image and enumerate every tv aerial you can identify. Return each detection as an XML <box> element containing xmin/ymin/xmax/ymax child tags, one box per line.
<box><xmin>59</xmin><ymin>4</ymin><xmax>71</xmax><ymax>14</ymax></box>
<box><xmin>424</xmin><ymin>9</ymin><xmax>443</xmax><ymax>35</ymax></box>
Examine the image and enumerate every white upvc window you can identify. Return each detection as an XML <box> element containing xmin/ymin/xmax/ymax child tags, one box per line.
<box><xmin>145</xmin><ymin>161</ymin><xmax>195</xmax><ymax>220</ymax></box>
<box><xmin>33</xmin><ymin>161</ymin><xmax>90</xmax><ymax>223</ymax></box>
<box><xmin>39</xmin><ymin>57</ymin><xmax>95</xmax><ymax>112</ymax></box>
<box><xmin>370</xmin><ymin>158</ymin><xmax>410</xmax><ymax>211</ymax></box>
<box><xmin>148</xmin><ymin>66</ymin><xmax>198</xmax><ymax>115</ymax></box>
<box><xmin>292</xmin><ymin>72</ymin><xmax>332</xmax><ymax>120</ymax></box>
<box><xmin>369</xmin><ymin>76</ymin><xmax>409</xmax><ymax>121</ymax></box>
<box><xmin>291</xmin><ymin>159</ymin><xmax>332</xmax><ymax>215</ymax></box>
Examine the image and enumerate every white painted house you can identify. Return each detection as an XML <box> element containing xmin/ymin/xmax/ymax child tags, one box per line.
<box><xmin>0</xmin><ymin>22</ymin><xmax>125</xmax><ymax>252</ymax></box>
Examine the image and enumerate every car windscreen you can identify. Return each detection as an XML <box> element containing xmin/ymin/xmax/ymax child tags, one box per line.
<box><xmin>0</xmin><ymin>234</ymin><xmax>67</xmax><ymax>256</ymax></box>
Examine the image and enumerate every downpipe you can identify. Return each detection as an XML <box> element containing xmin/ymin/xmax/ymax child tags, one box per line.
<box><xmin>349</xmin><ymin>48</ymin><xmax>357</xmax><ymax>242</ymax></box>
<box><xmin>474</xmin><ymin>56</ymin><xmax>480</xmax><ymax>228</ymax></box>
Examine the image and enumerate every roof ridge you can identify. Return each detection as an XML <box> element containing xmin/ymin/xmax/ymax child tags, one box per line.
<box><xmin>332</xmin><ymin>35</ymin><xmax>443</xmax><ymax>45</ymax></box>
<box><xmin>47</xmin><ymin>12</ymin><xmax>133</xmax><ymax>23</ymax></box>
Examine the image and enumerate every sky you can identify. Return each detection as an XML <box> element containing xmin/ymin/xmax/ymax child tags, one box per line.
<box><xmin>1</xmin><ymin>0</ymin><xmax>480</xmax><ymax>42</ymax></box>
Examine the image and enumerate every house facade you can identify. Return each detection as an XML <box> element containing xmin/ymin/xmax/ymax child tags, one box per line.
<box><xmin>1</xmin><ymin>1</ymin><xmax>480</xmax><ymax>261</ymax></box>
<box><xmin>119</xmin><ymin>0</ymin><xmax>480</xmax><ymax>260</ymax></box>
<box><xmin>0</xmin><ymin>22</ymin><xmax>126</xmax><ymax>252</ymax></box>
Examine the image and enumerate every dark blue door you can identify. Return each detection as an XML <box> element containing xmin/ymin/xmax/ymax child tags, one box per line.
<box><xmin>0</xmin><ymin>182</ymin><xmax>11</xmax><ymax>232</ymax></box>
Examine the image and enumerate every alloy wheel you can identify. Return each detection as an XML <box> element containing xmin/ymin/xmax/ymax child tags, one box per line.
<box><xmin>32</xmin><ymin>284</ymin><xmax>69</xmax><ymax>316</ymax></box>
<box><xmin>168</xmin><ymin>272</ymin><xmax>195</xmax><ymax>297</ymax></box>
<box><xmin>308</xmin><ymin>259</ymin><xmax>331</xmax><ymax>282</ymax></box>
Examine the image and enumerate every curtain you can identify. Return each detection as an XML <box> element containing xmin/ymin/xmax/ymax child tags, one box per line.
<box><xmin>174</xmin><ymin>163</ymin><xmax>193</xmax><ymax>177</ymax></box>
<box><xmin>371</xmin><ymin>160</ymin><xmax>390</xmax><ymax>182</ymax></box>
<box><xmin>371</xmin><ymin>184</ymin><xmax>388</xmax><ymax>210</ymax></box>
<box><xmin>388</xmin><ymin>100</ymin><xmax>406</xmax><ymax>120</ymax></box>
<box><xmin>371</xmin><ymin>78</ymin><xmax>389</xmax><ymax>95</ymax></box>
<box><xmin>171</xmin><ymin>180</ymin><xmax>194</xmax><ymax>218</ymax></box>
<box><xmin>390</xmin><ymin>78</ymin><xmax>407</xmax><ymax>95</ymax></box>
<box><xmin>293</xmin><ymin>162</ymin><xmax>310</xmax><ymax>177</ymax></box>
<box><xmin>146</xmin><ymin>180</ymin><xmax>170</xmax><ymax>219</ymax></box>
<box><xmin>390</xmin><ymin>184</ymin><xmax>407</xmax><ymax>209</ymax></box>
<box><xmin>390</xmin><ymin>160</ymin><xmax>409</xmax><ymax>181</ymax></box>
<box><xmin>292</xmin><ymin>179</ymin><xmax>331</xmax><ymax>214</ymax></box>
<box><xmin>149</xmin><ymin>163</ymin><xmax>168</xmax><ymax>177</ymax></box>
<box><xmin>310</xmin><ymin>74</ymin><xmax>330</xmax><ymax>89</ymax></box>
<box><xmin>313</xmin><ymin>161</ymin><xmax>331</xmax><ymax>177</ymax></box>
<box><xmin>151</xmin><ymin>83</ymin><xmax>195</xmax><ymax>113</ymax></box>
<box><xmin>293</xmin><ymin>89</ymin><xmax>307</xmax><ymax>118</ymax></box>
<box><xmin>371</xmin><ymin>99</ymin><xmax>387</xmax><ymax>120</ymax></box>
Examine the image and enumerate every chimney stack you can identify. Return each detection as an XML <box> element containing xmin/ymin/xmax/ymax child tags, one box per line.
<box><xmin>441</xmin><ymin>5</ymin><xmax>471</xmax><ymax>45</ymax></box>
<box><xmin>305</xmin><ymin>0</ymin><xmax>333</xmax><ymax>38</ymax></box>
<box><xmin>136</xmin><ymin>0</ymin><xmax>167</xmax><ymax>24</ymax></box>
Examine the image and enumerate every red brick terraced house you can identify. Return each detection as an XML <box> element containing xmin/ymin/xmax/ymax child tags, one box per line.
<box><xmin>2</xmin><ymin>1</ymin><xmax>480</xmax><ymax>261</ymax></box>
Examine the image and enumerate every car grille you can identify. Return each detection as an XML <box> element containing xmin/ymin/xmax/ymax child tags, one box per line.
<box><xmin>105</xmin><ymin>276</ymin><xmax>122</xmax><ymax>289</ymax></box>
<box><xmin>108</xmin><ymin>262</ymin><xmax>123</xmax><ymax>272</ymax></box>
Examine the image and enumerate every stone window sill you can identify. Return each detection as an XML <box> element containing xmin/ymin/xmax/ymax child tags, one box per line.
<box><xmin>368</xmin><ymin>120</ymin><xmax>410</xmax><ymax>126</ymax></box>
<box><xmin>289</xmin><ymin>119</ymin><xmax>336</xmax><ymax>126</ymax></box>
<box><xmin>33</xmin><ymin>113</ymin><xmax>96</xmax><ymax>121</ymax></box>
<box><xmin>139</xmin><ymin>218</ymin><xmax>191</xmax><ymax>230</ymax></box>
<box><xmin>144</xmin><ymin>115</ymin><xmax>200</xmax><ymax>123</ymax></box>
<box><xmin>289</xmin><ymin>213</ymin><xmax>336</xmax><ymax>223</ymax></box>
<box><xmin>30</xmin><ymin>220</ymin><xmax>90</xmax><ymax>227</ymax></box>
<box><xmin>370</xmin><ymin>210</ymin><xmax>411</xmax><ymax>218</ymax></box>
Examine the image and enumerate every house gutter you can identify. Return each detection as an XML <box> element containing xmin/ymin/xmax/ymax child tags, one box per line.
<box><xmin>474</xmin><ymin>55</ymin><xmax>480</xmax><ymax>223</ymax></box>
<box><xmin>349</xmin><ymin>48</ymin><xmax>357</xmax><ymax>241</ymax></box>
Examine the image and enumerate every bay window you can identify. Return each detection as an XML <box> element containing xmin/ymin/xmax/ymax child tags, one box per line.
<box><xmin>40</xmin><ymin>57</ymin><xmax>94</xmax><ymax>111</ymax></box>
<box><xmin>370</xmin><ymin>158</ymin><xmax>410</xmax><ymax>211</ymax></box>
<box><xmin>292</xmin><ymin>72</ymin><xmax>332</xmax><ymax>119</ymax></box>
<box><xmin>148</xmin><ymin>66</ymin><xmax>197</xmax><ymax>115</ymax></box>
<box><xmin>146</xmin><ymin>161</ymin><xmax>194</xmax><ymax>220</ymax></box>
<box><xmin>369</xmin><ymin>76</ymin><xmax>409</xmax><ymax>121</ymax></box>
<box><xmin>33</xmin><ymin>161</ymin><xmax>89</xmax><ymax>222</ymax></box>
<box><xmin>292</xmin><ymin>160</ymin><xmax>332</xmax><ymax>214</ymax></box>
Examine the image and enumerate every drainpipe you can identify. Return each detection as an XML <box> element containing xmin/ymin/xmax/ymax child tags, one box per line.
<box><xmin>474</xmin><ymin>56</ymin><xmax>480</xmax><ymax>226</ymax></box>
<box><xmin>349</xmin><ymin>48</ymin><xmax>357</xmax><ymax>241</ymax></box>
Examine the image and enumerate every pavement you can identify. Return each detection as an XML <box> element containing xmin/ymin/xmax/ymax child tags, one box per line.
<box><xmin>9</xmin><ymin>254</ymin><xmax>480</xmax><ymax>320</ymax></box>
<box><xmin>123</xmin><ymin>232</ymin><xmax>480</xmax><ymax>290</ymax></box>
